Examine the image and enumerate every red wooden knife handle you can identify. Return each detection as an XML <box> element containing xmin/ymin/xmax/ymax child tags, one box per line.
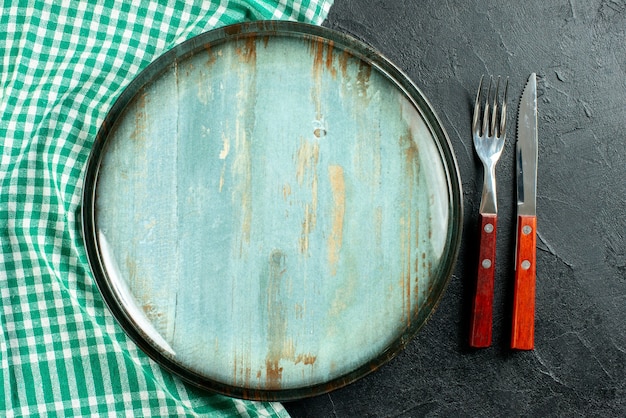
<box><xmin>511</xmin><ymin>215</ymin><xmax>537</xmax><ymax>350</ymax></box>
<box><xmin>469</xmin><ymin>213</ymin><xmax>497</xmax><ymax>348</ymax></box>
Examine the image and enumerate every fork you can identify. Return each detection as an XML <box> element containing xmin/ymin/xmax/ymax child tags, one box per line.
<box><xmin>469</xmin><ymin>75</ymin><xmax>508</xmax><ymax>348</ymax></box>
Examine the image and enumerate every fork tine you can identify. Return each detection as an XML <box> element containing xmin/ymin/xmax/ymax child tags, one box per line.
<box><xmin>472</xmin><ymin>75</ymin><xmax>484</xmax><ymax>134</ymax></box>
<box><xmin>500</xmin><ymin>77</ymin><xmax>509</xmax><ymax>138</ymax></box>
<box><xmin>491</xmin><ymin>77</ymin><xmax>500</xmax><ymax>137</ymax></box>
<box><xmin>482</xmin><ymin>76</ymin><xmax>492</xmax><ymax>137</ymax></box>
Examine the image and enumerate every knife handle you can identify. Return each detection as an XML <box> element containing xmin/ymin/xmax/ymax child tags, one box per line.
<box><xmin>511</xmin><ymin>215</ymin><xmax>537</xmax><ymax>350</ymax></box>
<box><xmin>469</xmin><ymin>213</ymin><xmax>497</xmax><ymax>348</ymax></box>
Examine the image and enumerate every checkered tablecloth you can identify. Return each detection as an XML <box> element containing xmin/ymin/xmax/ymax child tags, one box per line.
<box><xmin>0</xmin><ymin>1</ymin><xmax>332</xmax><ymax>416</ymax></box>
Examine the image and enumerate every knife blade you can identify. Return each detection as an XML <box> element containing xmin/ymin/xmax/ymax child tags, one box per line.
<box><xmin>511</xmin><ymin>73</ymin><xmax>538</xmax><ymax>350</ymax></box>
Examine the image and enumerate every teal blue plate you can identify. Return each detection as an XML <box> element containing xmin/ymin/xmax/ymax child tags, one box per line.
<box><xmin>82</xmin><ymin>21</ymin><xmax>462</xmax><ymax>400</ymax></box>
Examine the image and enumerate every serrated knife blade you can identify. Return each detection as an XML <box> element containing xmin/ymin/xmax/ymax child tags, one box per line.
<box><xmin>511</xmin><ymin>73</ymin><xmax>538</xmax><ymax>350</ymax></box>
<box><xmin>516</xmin><ymin>74</ymin><xmax>538</xmax><ymax>216</ymax></box>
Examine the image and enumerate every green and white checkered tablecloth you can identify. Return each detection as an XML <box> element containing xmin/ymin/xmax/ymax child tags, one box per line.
<box><xmin>0</xmin><ymin>1</ymin><xmax>333</xmax><ymax>416</ymax></box>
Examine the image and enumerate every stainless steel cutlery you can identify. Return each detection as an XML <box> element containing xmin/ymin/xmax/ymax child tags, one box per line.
<box><xmin>511</xmin><ymin>73</ymin><xmax>538</xmax><ymax>350</ymax></box>
<box><xmin>469</xmin><ymin>76</ymin><xmax>509</xmax><ymax>348</ymax></box>
<box><xmin>469</xmin><ymin>73</ymin><xmax>538</xmax><ymax>349</ymax></box>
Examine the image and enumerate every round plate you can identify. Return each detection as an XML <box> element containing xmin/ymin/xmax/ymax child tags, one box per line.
<box><xmin>82</xmin><ymin>21</ymin><xmax>462</xmax><ymax>400</ymax></box>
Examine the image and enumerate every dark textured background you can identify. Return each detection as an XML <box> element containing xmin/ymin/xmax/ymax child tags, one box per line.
<box><xmin>285</xmin><ymin>0</ymin><xmax>626</xmax><ymax>416</ymax></box>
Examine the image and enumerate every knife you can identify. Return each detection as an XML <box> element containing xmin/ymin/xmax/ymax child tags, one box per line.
<box><xmin>511</xmin><ymin>73</ymin><xmax>538</xmax><ymax>350</ymax></box>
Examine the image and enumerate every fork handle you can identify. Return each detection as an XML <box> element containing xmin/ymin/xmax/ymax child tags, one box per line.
<box><xmin>511</xmin><ymin>215</ymin><xmax>537</xmax><ymax>350</ymax></box>
<box><xmin>469</xmin><ymin>213</ymin><xmax>497</xmax><ymax>348</ymax></box>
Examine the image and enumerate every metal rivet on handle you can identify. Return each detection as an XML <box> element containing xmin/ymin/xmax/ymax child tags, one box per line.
<box><xmin>522</xmin><ymin>225</ymin><xmax>532</xmax><ymax>235</ymax></box>
<box><xmin>521</xmin><ymin>260</ymin><xmax>531</xmax><ymax>270</ymax></box>
<box><xmin>484</xmin><ymin>223</ymin><xmax>494</xmax><ymax>233</ymax></box>
<box><xmin>482</xmin><ymin>259</ymin><xmax>492</xmax><ymax>269</ymax></box>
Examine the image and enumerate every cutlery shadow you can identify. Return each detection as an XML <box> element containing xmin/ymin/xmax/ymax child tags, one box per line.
<box><xmin>498</xmin><ymin>155</ymin><xmax>521</xmax><ymax>355</ymax></box>
<box><xmin>457</xmin><ymin>90</ymin><xmax>483</xmax><ymax>353</ymax></box>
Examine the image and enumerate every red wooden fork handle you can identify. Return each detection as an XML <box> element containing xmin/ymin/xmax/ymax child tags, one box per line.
<box><xmin>511</xmin><ymin>215</ymin><xmax>537</xmax><ymax>350</ymax></box>
<box><xmin>469</xmin><ymin>213</ymin><xmax>497</xmax><ymax>348</ymax></box>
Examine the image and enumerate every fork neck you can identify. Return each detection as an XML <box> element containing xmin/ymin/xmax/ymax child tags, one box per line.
<box><xmin>479</xmin><ymin>165</ymin><xmax>498</xmax><ymax>215</ymax></box>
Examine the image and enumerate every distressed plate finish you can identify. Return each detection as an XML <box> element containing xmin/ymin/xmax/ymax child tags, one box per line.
<box><xmin>83</xmin><ymin>21</ymin><xmax>462</xmax><ymax>400</ymax></box>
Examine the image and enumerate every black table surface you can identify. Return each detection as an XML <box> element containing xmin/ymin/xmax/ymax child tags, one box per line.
<box><xmin>285</xmin><ymin>0</ymin><xmax>626</xmax><ymax>416</ymax></box>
